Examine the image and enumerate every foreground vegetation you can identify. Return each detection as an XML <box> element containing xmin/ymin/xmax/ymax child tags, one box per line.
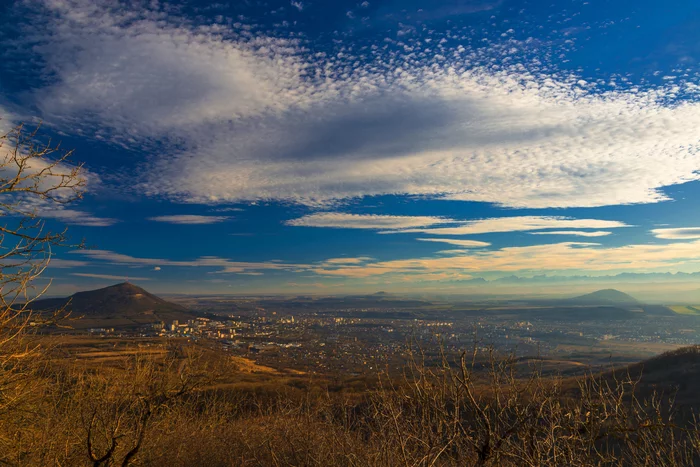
<box><xmin>1</xmin><ymin>337</ymin><xmax>699</xmax><ymax>466</ymax></box>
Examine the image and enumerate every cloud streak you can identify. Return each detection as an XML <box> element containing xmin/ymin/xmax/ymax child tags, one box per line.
<box><xmin>72</xmin><ymin>273</ymin><xmax>151</xmax><ymax>281</ymax></box>
<box><xmin>287</xmin><ymin>213</ymin><xmax>454</xmax><ymax>229</ymax></box>
<box><xmin>312</xmin><ymin>240</ymin><xmax>700</xmax><ymax>279</ymax></box>
<box><xmin>148</xmin><ymin>215</ymin><xmax>231</xmax><ymax>225</ymax></box>
<box><xmin>70</xmin><ymin>249</ymin><xmax>308</xmax><ymax>274</ymax></box>
<box><xmin>322</xmin><ymin>257</ymin><xmax>374</xmax><ymax>265</ymax></box>
<box><xmin>41</xmin><ymin>209</ymin><xmax>118</xmax><ymax>227</ymax></box>
<box><xmin>381</xmin><ymin>216</ymin><xmax>629</xmax><ymax>235</ymax></box>
<box><xmin>289</xmin><ymin>214</ymin><xmax>628</xmax><ymax>237</ymax></box>
<box><xmin>529</xmin><ymin>231</ymin><xmax>613</xmax><ymax>237</ymax></box>
<box><xmin>651</xmin><ymin>228</ymin><xmax>700</xmax><ymax>240</ymax></box>
<box><xmin>417</xmin><ymin>238</ymin><xmax>491</xmax><ymax>247</ymax></box>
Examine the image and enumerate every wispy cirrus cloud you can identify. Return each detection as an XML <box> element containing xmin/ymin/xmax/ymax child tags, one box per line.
<box><xmin>322</xmin><ymin>257</ymin><xmax>374</xmax><ymax>265</ymax></box>
<box><xmin>70</xmin><ymin>249</ymin><xmax>308</xmax><ymax>275</ymax></box>
<box><xmin>417</xmin><ymin>238</ymin><xmax>491</xmax><ymax>247</ymax></box>
<box><xmin>288</xmin><ymin>214</ymin><xmax>628</xmax><ymax>236</ymax></box>
<box><xmin>210</xmin><ymin>207</ymin><xmax>244</xmax><ymax>213</ymax></box>
<box><xmin>148</xmin><ymin>215</ymin><xmax>231</xmax><ymax>225</ymax></box>
<box><xmin>382</xmin><ymin>216</ymin><xmax>629</xmax><ymax>235</ymax></box>
<box><xmin>286</xmin><ymin>213</ymin><xmax>454</xmax><ymax>229</ymax></box>
<box><xmin>529</xmin><ymin>231</ymin><xmax>612</xmax><ymax>237</ymax></box>
<box><xmin>312</xmin><ymin>240</ymin><xmax>700</xmax><ymax>279</ymax></box>
<box><xmin>0</xmin><ymin>104</ymin><xmax>19</xmax><ymax>135</ymax></box>
<box><xmin>72</xmin><ymin>273</ymin><xmax>151</xmax><ymax>281</ymax></box>
<box><xmin>651</xmin><ymin>228</ymin><xmax>700</xmax><ymax>240</ymax></box>
<box><xmin>10</xmin><ymin>0</ymin><xmax>700</xmax><ymax>210</ymax></box>
<box><xmin>63</xmin><ymin>237</ymin><xmax>700</xmax><ymax>285</ymax></box>
<box><xmin>41</xmin><ymin>209</ymin><xmax>118</xmax><ymax>227</ymax></box>
<box><xmin>47</xmin><ymin>259</ymin><xmax>89</xmax><ymax>268</ymax></box>
<box><xmin>0</xmin><ymin>118</ymin><xmax>113</xmax><ymax>227</ymax></box>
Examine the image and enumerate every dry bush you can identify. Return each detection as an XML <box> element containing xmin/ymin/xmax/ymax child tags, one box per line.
<box><xmin>0</xmin><ymin>121</ymin><xmax>84</xmax><ymax>461</ymax></box>
<box><xmin>364</xmin><ymin>344</ymin><xmax>700</xmax><ymax>466</ymax></box>
<box><xmin>3</xmin><ymin>344</ymin><xmax>227</xmax><ymax>466</ymax></box>
<box><xmin>2</xmin><ymin>340</ymin><xmax>700</xmax><ymax>466</ymax></box>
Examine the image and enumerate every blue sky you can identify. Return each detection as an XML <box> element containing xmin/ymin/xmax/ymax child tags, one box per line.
<box><xmin>1</xmin><ymin>0</ymin><xmax>700</xmax><ymax>296</ymax></box>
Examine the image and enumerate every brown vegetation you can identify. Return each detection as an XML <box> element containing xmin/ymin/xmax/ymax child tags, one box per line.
<box><xmin>2</xmin><ymin>340</ymin><xmax>700</xmax><ymax>466</ymax></box>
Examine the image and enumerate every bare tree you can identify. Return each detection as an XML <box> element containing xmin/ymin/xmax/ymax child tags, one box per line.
<box><xmin>81</xmin><ymin>346</ymin><xmax>216</xmax><ymax>467</ymax></box>
<box><xmin>0</xmin><ymin>120</ymin><xmax>85</xmax><ymax>416</ymax></box>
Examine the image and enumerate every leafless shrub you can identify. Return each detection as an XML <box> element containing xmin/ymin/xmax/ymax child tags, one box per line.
<box><xmin>0</xmin><ymin>121</ymin><xmax>84</xmax><ymax>460</ymax></box>
<box><xmin>2</xmin><ymin>340</ymin><xmax>700</xmax><ymax>466</ymax></box>
<box><xmin>365</xmin><ymin>343</ymin><xmax>700</xmax><ymax>466</ymax></box>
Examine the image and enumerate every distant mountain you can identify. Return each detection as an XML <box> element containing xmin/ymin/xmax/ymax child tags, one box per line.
<box><xmin>568</xmin><ymin>289</ymin><xmax>639</xmax><ymax>305</ymax></box>
<box><xmin>32</xmin><ymin>282</ymin><xmax>195</xmax><ymax>329</ymax></box>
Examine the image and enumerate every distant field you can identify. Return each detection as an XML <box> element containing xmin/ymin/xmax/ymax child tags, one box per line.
<box><xmin>552</xmin><ymin>340</ymin><xmax>685</xmax><ymax>364</ymax></box>
<box><xmin>668</xmin><ymin>305</ymin><xmax>700</xmax><ymax>316</ymax></box>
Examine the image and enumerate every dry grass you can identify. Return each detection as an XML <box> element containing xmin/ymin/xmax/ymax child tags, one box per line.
<box><xmin>1</xmin><ymin>341</ymin><xmax>700</xmax><ymax>466</ymax></box>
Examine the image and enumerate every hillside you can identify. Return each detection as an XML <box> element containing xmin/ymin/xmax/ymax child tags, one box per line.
<box><xmin>568</xmin><ymin>289</ymin><xmax>639</xmax><ymax>305</ymax></box>
<box><xmin>592</xmin><ymin>346</ymin><xmax>700</xmax><ymax>420</ymax></box>
<box><xmin>32</xmin><ymin>282</ymin><xmax>196</xmax><ymax>329</ymax></box>
<box><xmin>558</xmin><ymin>346</ymin><xmax>700</xmax><ymax>420</ymax></box>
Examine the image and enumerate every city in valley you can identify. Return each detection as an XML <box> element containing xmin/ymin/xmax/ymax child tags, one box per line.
<box><xmin>39</xmin><ymin>283</ymin><xmax>700</xmax><ymax>378</ymax></box>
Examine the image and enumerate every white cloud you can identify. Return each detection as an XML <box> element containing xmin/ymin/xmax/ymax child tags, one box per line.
<box><xmin>0</xmin><ymin>124</ymin><xmax>111</xmax><ymax>226</ymax></box>
<box><xmin>321</xmin><ymin>257</ymin><xmax>374</xmax><ymax>265</ymax></box>
<box><xmin>72</xmin><ymin>273</ymin><xmax>151</xmax><ymax>281</ymax></box>
<box><xmin>139</xmin><ymin>66</ymin><xmax>700</xmax><ymax>208</ymax></box>
<box><xmin>529</xmin><ymin>230</ymin><xmax>612</xmax><ymax>237</ymax></box>
<box><xmin>417</xmin><ymin>238</ymin><xmax>491</xmax><ymax>247</ymax></box>
<box><xmin>382</xmin><ymin>216</ymin><xmax>629</xmax><ymax>235</ymax></box>
<box><xmin>14</xmin><ymin>0</ymin><xmax>700</xmax><ymax>209</ymax></box>
<box><xmin>651</xmin><ymin>228</ymin><xmax>700</xmax><ymax>240</ymax></box>
<box><xmin>41</xmin><ymin>209</ymin><xmax>118</xmax><ymax>227</ymax></box>
<box><xmin>47</xmin><ymin>259</ymin><xmax>89</xmax><ymax>268</ymax></box>
<box><xmin>29</xmin><ymin>0</ymin><xmax>308</xmax><ymax>135</ymax></box>
<box><xmin>148</xmin><ymin>215</ymin><xmax>231</xmax><ymax>224</ymax></box>
<box><xmin>311</xmin><ymin>240</ymin><xmax>700</xmax><ymax>278</ymax></box>
<box><xmin>70</xmin><ymin>249</ymin><xmax>308</xmax><ymax>274</ymax></box>
<box><xmin>0</xmin><ymin>105</ymin><xmax>18</xmax><ymax>135</ymax></box>
<box><xmin>210</xmin><ymin>207</ymin><xmax>244</xmax><ymax>213</ymax></box>
<box><xmin>286</xmin><ymin>213</ymin><xmax>455</xmax><ymax>229</ymax></box>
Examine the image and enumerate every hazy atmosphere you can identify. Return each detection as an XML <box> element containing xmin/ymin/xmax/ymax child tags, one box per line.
<box><xmin>1</xmin><ymin>0</ymin><xmax>700</xmax><ymax>298</ymax></box>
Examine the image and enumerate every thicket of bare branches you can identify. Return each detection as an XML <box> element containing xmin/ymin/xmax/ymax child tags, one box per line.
<box><xmin>1</xmin><ymin>342</ymin><xmax>698</xmax><ymax>466</ymax></box>
<box><xmin>0</xmin><ymin>121</ymin><xmax>85</xmax><ymax>453</ymax></box>
<box><xmin>365</xmin><ymin>345</ymin><xmax>700</xmax><ymax>466</ymax></box>
<box><xmin>1</xmin><ymin>345</ymin><xmax>222</xmax><ymax>466</ymax></box>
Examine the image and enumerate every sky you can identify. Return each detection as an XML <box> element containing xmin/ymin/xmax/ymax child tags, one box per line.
<box><xmin>1</xmin><ymin>0</ymin><xmax>700</xmax><ymax>297</ymax></box>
